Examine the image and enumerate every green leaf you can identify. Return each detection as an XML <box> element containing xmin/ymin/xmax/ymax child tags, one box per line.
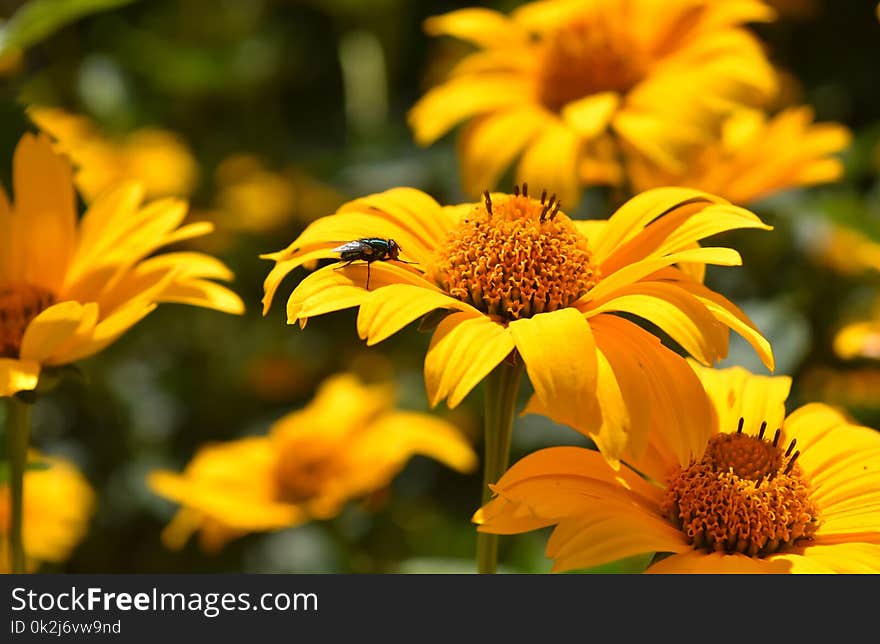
<box><xmin>0</xmin><ymin>0</ymin><xmax>136</xmax><ymax>55</ymax></box>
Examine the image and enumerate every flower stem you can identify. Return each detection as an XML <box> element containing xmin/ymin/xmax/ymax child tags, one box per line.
<box><xmin>5</xmin><ymin>396</ymin><xmax>32</xmax><ymax>574</ymax></box>
<box><xmin>477</xmin><ymin>359</ymin><xmax>524</xmax><ymax>574</ymax></box>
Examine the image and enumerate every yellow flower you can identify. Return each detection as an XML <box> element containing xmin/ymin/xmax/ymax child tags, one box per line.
<box><xmin>262</xmin><ymin>185</ymin><xmax>774</xmax><ymax>465</ymax></box>
<box><xmin>474</xmin><ymin>363</ymin><xmax>880</xmax><ymax>573</ymax></box>
<box><xmin>625</xmin><ymin>107</ymin><xmax>851</xmax><ymax>205</ymax></box>
<box><xmin>1</xmin><ymin>453</ymin><xmax>95</xmax><ymax>572</ymax></box>
<box><xmin>409</xmin><ymin>0</ymin><xmax>778</xmax><ymax>205</ymax></box>
<box><xmin>0</xmin><ymin>132</ymin><xmax>244</xmax><ymax>398</ymax></box>
<box><xmin>834</xmin><ymin>320</ymin><xmax>880</xmax><ymax>361</ymax></box>
<box><xmin>147</xmin><ymin>373</ymin><xmax>478</xmax><ymax>552</ymax></box>
<box><xmin>211</xmin><ymin>154</ymin><xmax>344</xmax><ymax>234</ymax></box>
<box><xmin>28</xmin><ymin>106</ymin><xmax>199</xmax><ymax>202</ymax></box>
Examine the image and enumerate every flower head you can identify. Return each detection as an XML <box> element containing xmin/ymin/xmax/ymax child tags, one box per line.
<box><xmin>28</xmin><ymin>106</ymin><xmax>199</xmax><ymax>202</ymax></box>
<box><xmin>409</xmin><ymin>0</ymin><xmax>778</xmax><ymax>205</ymax></box>
<box><xmin>0</xmin><ymin>133</ymin><xmax>244</xmax><ymax>398</ymax></box>
<box><xmin>148</xmin><ymin>373</ymin><xmax>478</xmax><ymax>552</ymax></box>
<box><xmin>263</xmin><ymin>185</ymin><xmax>773</xmax><ymax>466</ymax></box>
<box><xmin>474</xmin><ymin>364</ymin><xmax>880</xmax><ymax>573</ymax></box>
<box><xmin>1</xmin><ymin>453</ymin><xmax>95</xmax><ymax>572</ymax></box>
<box><xmin>625</xmin><ymin>107</ymin><xmax>851</xmax><ymax>205</ymax></box>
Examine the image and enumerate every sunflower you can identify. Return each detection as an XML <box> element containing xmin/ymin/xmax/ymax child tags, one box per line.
<box><xmin>262</xmin><ymin>185</ymin><xmax>774</xmax><ymax>466</ymax></box>
<box><xmin>148</xmin><ymin>373</ymin><xmax>477</xmax><ymax>552</ymax></box>
<box><xmin>0</xmin><ymin>132</ymin><xmax>244</xmax><ymax>399</ymax></box>
<box><xmin>624</xmin><ymin>107</ymin><xmax>851</xmax><ymax>205</ymax></box>
<box><xmin>28</xmin><ymin>106</ymin><xmax>199</xmax><ymax>202</ymax></box>
<box><xmin>474</xmin><ymin>363</ymin><xmax>880</xmax><ymax>573</ymax></box>
<box><xmin>409</xmin><ymin>0</ymin><xmax>778</xmax><ymax>206</ymax></box>
<box><xmin>1</xmin><ymin>452</ymin><xmax>95</xmax><ymax>573</ymax></box>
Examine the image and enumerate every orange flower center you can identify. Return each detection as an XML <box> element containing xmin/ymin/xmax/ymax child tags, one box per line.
<box><xmin>661</xmin><ymin>420</ymin><xmax>820</xmax><ymax>557</ymax></box>
<box><xmin>429</xmin><ymin>186</ymin><xmax>600</xmax><ymax>322</ymax></box>
<box><xmin>0</xmin><ymin>282</ymin><xmax>56</xmax><ymax>358</ymax></box>
<box><xmin>537</xmin><ymin>17</ymin><xmax>644</xmax><ymax>112</ymax></box>
<box><xmin>274</xmin><ymin>438</ymin><xmax>341</xmax><ymax>503</ymax></box>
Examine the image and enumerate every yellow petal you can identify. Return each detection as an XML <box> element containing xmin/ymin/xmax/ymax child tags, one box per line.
<box><xmin>510</xmin><ymin>309</ymin><xmax>601</xmax><ymax>436</ymax></box>
<box><xmin>0</xmin><ymin>358</ymin><xmax>41</xmax><ymax>397</ymax></box>
<box><xmin>13</xmin><ymin>132</ymin><xmax>77</xmax><ymax>292</ymax></box>
<box><xmin>424</xmin><ymin>8</ymin><xmax>529</xmax><ymax>49</ymax></box>
<box><xmin>286</xmin><ymin>262</ymin><xmax>433</xmax><ymax>324</ymax></box>
<box><xmin>515</xmin><ymin>121</ymin><xmax>582</xmax><ymax>209</ymax></box>
<box><xmin>561</xmin><ymin>92</ymin><xmax>620</xmax><ymax>139</ymax></box>
<box><xmin>347</xmin><ymin>411</ymin><xmax>478</xmax><ymax>485</ymax></box>
<box><xmin>690</xmin><ymin>363</ymin><xmax>790</xmax><ymax>437</ymax></box>
<box><xmin>792</xmin><ymin>543</ymin><xmax>880</xmax><ymax>573</ymax></box>
<box><xmin>408</xmin><ymin>75</ymin><xmax>531</xmax><ymax>145</ymax></box>
<box><xmin>19</xmin><ymin>301</ymin><xmax>92</xmax><ymax>363</ymax></box>
<box><xmin>458</xmin><ymin>107</ymin><xmax>548</xmax><ymax>197</ymax></box>
<box><xmin>157</xmin><ymin>279</ymin><xmax>245</xmax><ymax>315</ymax></box>
<box><xmin>356</xmin><ymin>283</ymin><xmax>477</xmax><ymax>346</ymax></box>
<box><xmin>60</xmin><ymin>301</ymin><xmax>157</xmax><ymax>363</ymax></box>
<box><xmin>585</xmin><ymin>282</ymin><xmax>729</xmax><ymax>366</ymax></box>
<box><xmin>424</xmin><ymin>311</ymin><xmax>514</xmax><ymax>408</ymax></box>
<box><xmin>584</xmin><ymin>246</ymin><xmax>742</xmax><ymax>304</ymax></box>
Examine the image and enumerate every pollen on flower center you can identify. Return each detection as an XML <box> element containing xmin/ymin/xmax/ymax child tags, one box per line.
<box><xmin>0</xmin><ymin>283</ymin><xmax>56</xmax><ymax>358</ymax></box>
<box><xmin>428</xmin><ymin>186</ymin><xmax>600</xmax><ymax>322</ymax></box>
<box><xmin>661</xmin><ymin>419</ymin><xmax>820</xmax><ymax>557</ymax></box>
<box><xmin>538</xmin><ymin>18</ymin><xmax>644</xmax><ymax>112</ymax></box>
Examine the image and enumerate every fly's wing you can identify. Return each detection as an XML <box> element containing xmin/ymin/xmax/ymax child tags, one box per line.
<box><xmin>332</xmin><ymin>240</ymin><xmax>373</xmax><ymax>261</ymax></box>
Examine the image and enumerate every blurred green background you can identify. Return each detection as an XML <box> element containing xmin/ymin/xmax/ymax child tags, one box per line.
<box><xmin>1</xmin><ymin>0</ymin><xmax>879</xmax><ymax>573</ymax></box>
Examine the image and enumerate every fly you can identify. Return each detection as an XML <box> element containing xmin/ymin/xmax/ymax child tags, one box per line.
<box><xmin>331</xmin><ymin>238</ymin><xmax>414</xmax><ymax>289</ymax></box>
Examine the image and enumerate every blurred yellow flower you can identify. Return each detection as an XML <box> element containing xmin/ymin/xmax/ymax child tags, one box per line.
<box><xmin>409</xmin><ymin>0</ymin><xmax>778</xmax><ymax>205</ymax></box>
<box><xmin>1</xmin><ymin>453</ymin><xmax>95</xmax><ymax>572</ymax></box>
<box><xmin>148</xmin><ymin>373</ymin><xmax>478</xmax><ymax>552</ymax></box>
<box><xmin>834</xmin><ymin>320</ymin><xmax>880</xmax><ymax>360</ymax></box>
<box><xmin>802</xmin><ymin>366</ymin><xmax>880</xmax><ymax>410</ymax></box>
<box><xmin>815</xmin><ymin>225</ymin><xmax>880</xmax><ymax>276</ymax></box>
<box><xmin>0</xmin><ymin>132</ymin><xmax>244</xmax><ymax>398</ymax></box>
<box><xmin>210</xmin><ymin>154</ymin><xmax>344</xmax><ymax>234</ymax></box>
<box><xmin>475</xmin><ymin>364</ymin><xmax>880</xmax><ymax>573</ymax></box>
<box><xmin>625</xmin><ymin>107</ymin><xmax>851</xmax><ymax>205</ymax></box>
<box><xmin>28</xmin><ymin>106</ymin><xmax>199</xmax><ymax>202</ymax></box>
<box><xmin>263</xmin><ymin>185</ymin><xmax>774</xmax><ymax>465</ymax></box>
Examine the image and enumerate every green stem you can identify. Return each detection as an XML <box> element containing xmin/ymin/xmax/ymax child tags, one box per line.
<box><xmin>5</xmin><ymin>396</ymin><xmax>32</xmax><ymax>574</ymax></box>
<box><xmin>477</xmin><ymin>359</ymin><xmax>524</xmax><ymax>574</ymax></box>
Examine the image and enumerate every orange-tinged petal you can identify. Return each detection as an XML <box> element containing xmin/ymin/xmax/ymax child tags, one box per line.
<box><xmin>0</xmin><ymin>358</ymin><xmax>40</xmax><ymax>397</ymax></box>
<box><xmin>473</xmin><ymin>495</ymin><xmax>557</xmax><ymax>534</ymax></box>
<box><xmin>356</xmin><ymin>283</ymin><xmax>477</xmax><ymax>346</ymax></box>
<box><xmin>591</xmin><ymin>315</ymin><xmax>714</xmax><ymax>469</ymax></box>
<box><xmin>491</xmin><ymin>446</ymin><xmax>664</xmax><ymax>507</ymax></box>
<box><xmin>458</xmin><ymin>107</ymin><xmax>548</xmax><ymax>197</ymax></box>
<box><xmin>13</xmin><ymin>133</ymin><xmax>76</xmax><ymax>292</ymax></box>
<box><xmin>547</xmin><ymin>511</ymin><xmax>689</xmax><ymax>573</ymax></box>
<box><xmin>515</xmin><ymin>121</ymin><xmax>581</xmax><ymax>209</ymax></box>
<box><xmin>424</xmin><ymin>311</ymin><xmax>514</xmax><ymax>408</ymax></box>
<box><xmin>561</xmin><ymin>92</ymin><xmax>620</xmax><ymax>139</ymax></box>
<box><xmin>646</xmin><ymin>550</ymin><xmax>837</xmax><ymax>573</ymax></box>
<box><xmin>592</xmin><ymin>187</ymin><xmax>721</xmax><ymax>262</ymax></box>
<box><xmin>510</xmin><ymin>309</ymin><xmax>601</xmax><ymax>437</ymax></box>
<box><xmin>424</xmin><ymin>7</ymin><xmax>529</xmax><ymax>49</ymax></box>
<box><xmin>691</xmin><ymin>362</ymin><xmax>790</xmax><ymax>436</ymax></box>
